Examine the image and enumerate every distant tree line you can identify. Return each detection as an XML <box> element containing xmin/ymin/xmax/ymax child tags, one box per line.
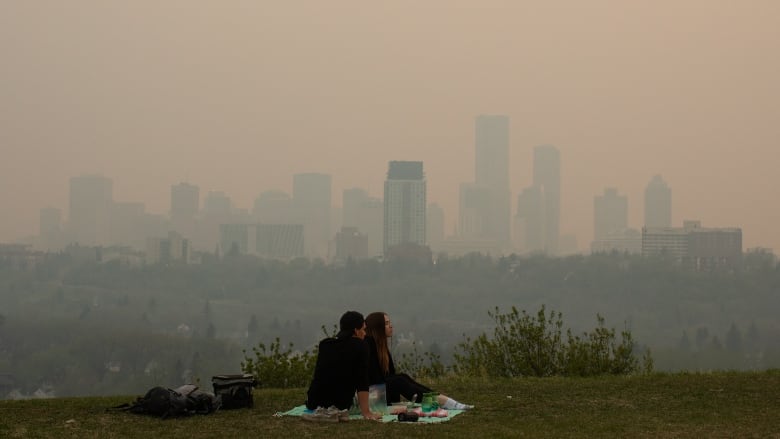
<box><xmin>0</xmin><ymin>249</ymin><xmax>778</xmax><ymax>396</ymax></box>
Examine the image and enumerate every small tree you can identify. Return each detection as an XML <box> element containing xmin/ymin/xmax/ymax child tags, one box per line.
<box><xmin>241</xmin><ymin>338</ymin><xmax>316</xmax><ymax>388</ymax></box>
<box><xmin>453</xmin><ymin>305</ymin><xmax>647</xmax><ymax>377</ymax></box>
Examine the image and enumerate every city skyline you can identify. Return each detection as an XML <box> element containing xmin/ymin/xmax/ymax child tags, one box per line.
<box><xmin>2</xmin><ymin>2</ymin><xmax>779</xmax><ymax>252</ymax></box>
<box><xmin>23</xmin><ymin>163</ymin><xmax>755</xmax><ymax>258</ymax></box>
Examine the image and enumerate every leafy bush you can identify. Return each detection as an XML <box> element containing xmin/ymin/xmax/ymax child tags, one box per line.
<box><xmin>396</xmin><ymin>340</ymin><xmax>447</xmax><ymax>379</ymax></box>
<box><xmin>241</xmin><ymin>338</ymin><xmax>316</xmax><ymax>388</ymax></box>
<box><xmin>453</xmin><ymin>305</ymin><xmax>651</xmax><ymax>377</ymax></box>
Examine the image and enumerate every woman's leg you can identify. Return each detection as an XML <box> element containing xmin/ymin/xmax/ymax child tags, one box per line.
<box><xmin>385</xmin><ymin>373</ymin><xmax>431</xmax><ymax>403</ymax></box>
<box><xmin>437</xmin><ymin>394</ymin><xmax>475</xmax><ymax>410</ymax></box>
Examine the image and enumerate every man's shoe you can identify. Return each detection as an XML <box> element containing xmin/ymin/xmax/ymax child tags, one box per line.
<box><xmin>302</xmin><ymin>407</ymin><xmax>339</xmax><ymax>422</ymax></box>
<box><xmin>325</xmin><ymin>405</ymin><xmax>350</xmax><ymax>422</ymax></box>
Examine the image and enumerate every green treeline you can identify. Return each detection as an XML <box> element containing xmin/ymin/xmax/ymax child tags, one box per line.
<box><xmin>0</xmin><ymin>250</ymin><xmax>778</xmax><ymax>396</ymax></box>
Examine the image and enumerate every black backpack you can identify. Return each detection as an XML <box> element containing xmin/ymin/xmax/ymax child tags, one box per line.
<box><xmin>212</xmin><ymin>374</ymin><xmax>257</xmax><ymax>409</ymax></box>
<box><xmin>113</xmin><ymin>384</ymin><xmax>220</xmax><ymax>419</ymax></box>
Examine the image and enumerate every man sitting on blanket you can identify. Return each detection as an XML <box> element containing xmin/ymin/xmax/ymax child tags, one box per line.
<box><xmin>305</xmin><ymin>311</ymin><xmax>381</xmax><ymax>420</ymax></box>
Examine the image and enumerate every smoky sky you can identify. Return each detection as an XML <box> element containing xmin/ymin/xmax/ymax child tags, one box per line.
<box><xmin>1</xmin><ymin>1</ymin><xmax>779</xmax><ymax>251</ymax></box>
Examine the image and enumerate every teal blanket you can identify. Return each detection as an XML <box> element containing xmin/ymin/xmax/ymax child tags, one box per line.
<box><xmin>278</xmin><ymin>405</ymin><xmax>465</xmax><ymax>423</ymax></box>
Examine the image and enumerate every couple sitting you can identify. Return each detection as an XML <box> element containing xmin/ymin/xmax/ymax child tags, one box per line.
<box><xmin>305</xmin><ymin>310</ymin><xmax>473</xmax><ymax>420</ymax></box>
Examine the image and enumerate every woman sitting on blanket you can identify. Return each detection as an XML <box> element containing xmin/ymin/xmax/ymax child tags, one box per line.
<box><xmin>364</xmin><ymin>311</ymin><xmax>474</xmax><ymax>411</ymax></box>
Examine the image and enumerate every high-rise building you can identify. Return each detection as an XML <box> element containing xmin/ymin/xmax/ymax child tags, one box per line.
<box><xmin>68</xmin><ymin>174</ymin><xmax>113</xmax><ymax>246</ymax></box>
<box><xmin>293</xmin><ymin>173</ymin><xmax>332</xmax><ymax>258</ymax></box>
<box><xmin>474</xmin><ymin>115</ymin><xmax>511</xmax><ymax>246</ymax></box>
<box><xmin>515</xmin><ymin>145</ymin><xmax>560</xmax><ymax>254</ymax></box>
<box><xmin>593</xmin><ymin>188</ymin><xmax>628</xmax><ymax>241</ymax></box>
<box><xmin>644</xmin><ymin>175</ymin><xmax>672</xmax><ymax>228</ymax></box>
<box><xmin>383</xmin><ymin>161</ymin><xmax>426</xmax><ymax>254</ymax></box>
<box><xmin>592</xmin><ymin>188</ymin><xmax>636</xmax><ymax>255</ymax></box>
<box><xmin>532</xmin><ymin>144</ymin><xmax>561</xmax><ymax>254</ymax></box>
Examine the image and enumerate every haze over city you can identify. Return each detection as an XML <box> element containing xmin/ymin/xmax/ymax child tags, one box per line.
<box><xmin>2</xmin><ymin>1</ymin><xmax>779</xmax><ymax>252</ymax></box>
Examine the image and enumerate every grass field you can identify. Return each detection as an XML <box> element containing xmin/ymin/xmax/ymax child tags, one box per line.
<box><xmin>2</xmin><ymin>371</ymin><xmax>779</xmax><ymax>438</ymax></box>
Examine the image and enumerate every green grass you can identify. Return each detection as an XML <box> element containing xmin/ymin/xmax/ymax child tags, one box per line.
<box><xmin>2</xmin><ymin>371</ymin><xmax>780</xmax><ymax>438</ymax></box>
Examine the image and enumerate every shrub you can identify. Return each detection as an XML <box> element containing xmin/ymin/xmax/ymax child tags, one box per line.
<box><xmin>453</xmin><ymin>305</ymin><xmax>650</xmax><ymax>377</ymax></box>
<box><xmin>241</xmin><ymin>338</ymin><xmax>316</xmax><ymax>388</ymax></box>
<box><xmin>396</xmin><ymin>340</ymin><xmax>447</xmax><ymax>379</ymax></box>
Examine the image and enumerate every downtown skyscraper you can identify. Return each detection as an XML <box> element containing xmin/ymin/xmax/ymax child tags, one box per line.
<box><xmin>593</xmin><ymin>188</ymin><xmax>628</xmax><ymax>241</ymax></box>
<box><xmin>533</xmin><ymin>144</ymin><xmax>561</xmax><ymax>254</ymax></box>
<box><xmin>516</xmin><ymin>145</ymin><xmax>560</xmax><ymax>255</ymax></box>
<box><xmin>68</xmin><ymin>174</ymin><xmax>113</xmax><ymax>246</ymax></box>
<box><xmin>472</xmin><ymin>115</ymin><xmax>511</xmax><ymax>247</ymax></box>
<box><xmin>383</xmin><ymin>161</ymin><xmax>426</xmax><ymax>254</ymax></box>
<box><xmin>644</xmin><ymin>175</ymin><xmax>672</xmax><ymax>228</ymax></box>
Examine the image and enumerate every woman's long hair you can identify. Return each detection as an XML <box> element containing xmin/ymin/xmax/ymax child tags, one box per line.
<box><xmin>365</xmin><ymin>312</ymin><xmax>390</xmax><ymax>375</ymax></box>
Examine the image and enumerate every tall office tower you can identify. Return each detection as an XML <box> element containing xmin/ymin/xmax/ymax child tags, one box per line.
<box><xmin>253</xmin><ymin>190</ymin><xmax>294</xmax><ymax>224</ymax></box>
<box><xmin>68</xmin><ymin>174</ymin><xmax>113</xmax><ymax>246</ymax></box>
<box><xmin>474</xmin><ymin>115</ymin><xmax>511</xmax><ymax>246</ymax></box>
<box><xmin>593</xmin><ymin>188</ymin><xmax>628</xmax><ymax>241</ymax></box>
<box><xmin>293</xmin><ymin>173</ymin><xmax>332</xmax><ymax>258</ymax></box>
<box><xmin>532</xmin><ymin>144</ymin><xmax>561</xmax><ymax>255</ymax></box>
<box><xmin>427</xmin><ymin>203</ymin><xmax>445</xmax><ymax>251</ymax></box>
<box><xmin>342</xmin><ymin>188</ymin><xmax>369</xmax><ymax>228</ymax></box>
<box><xmin>384</xmin><ymin>161</ymin><xmax>426</xmax><ymax>254</ymax></box>
<box><xmin>644</xmin><ymin>175</ymin><xmax>672</xmax><ymax>228</ymax></box>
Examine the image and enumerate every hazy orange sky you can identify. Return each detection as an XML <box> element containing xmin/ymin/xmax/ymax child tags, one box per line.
<box><xmin>2</xmin><ymin>1</ymin><xmax>779</xmax><ymax>252</ymax></box>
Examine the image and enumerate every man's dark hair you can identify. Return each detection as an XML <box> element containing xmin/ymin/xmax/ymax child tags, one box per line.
<box><xmin>337</xmin><ymin>311</ymin><xmax>364</xmax><ymax>338</ymax></box>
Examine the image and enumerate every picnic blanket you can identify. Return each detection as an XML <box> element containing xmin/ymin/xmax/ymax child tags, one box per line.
<box><xmin>277</xmin><ymin>405</ymin><xmax>465</xmax><ymax>423</ymax></box>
